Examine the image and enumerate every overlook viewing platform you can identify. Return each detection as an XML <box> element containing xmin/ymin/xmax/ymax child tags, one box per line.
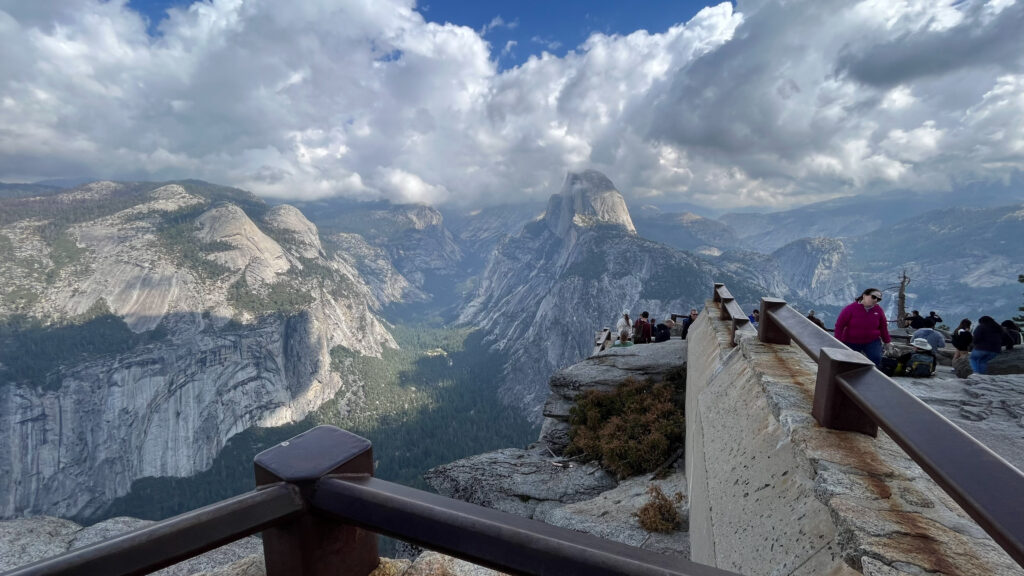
<box><xmin>3</xmin><ymin>284</ymin><xmax>1023</xmax><ymax>576</ymax></box>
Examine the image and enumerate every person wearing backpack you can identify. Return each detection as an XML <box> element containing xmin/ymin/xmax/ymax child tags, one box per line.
<box><xmin>633</xmin><ymin>311</ymin><xmax>652</xmax><ymax>344</ymax></box>
<box><xmin>950</xmin><ymin>318</ymin><xmax>973</xmax><ymax>367</ymax></box>
<box><xmin>896</xmin><ymin>338</ymin><xmax>937</xmax><ymax>377</ymax></box>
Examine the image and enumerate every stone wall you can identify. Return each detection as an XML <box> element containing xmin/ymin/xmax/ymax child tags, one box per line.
<box><xmin>685</xmin><ymin>300</ymin><xmax>1023</xmax><ymax>576</ymax></box>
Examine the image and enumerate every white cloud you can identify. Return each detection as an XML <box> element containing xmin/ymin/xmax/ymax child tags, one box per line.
<box><xmin>0</xmin><ymin>0</ymin><xmax>1022</xmax><ymax>210</ymax></box>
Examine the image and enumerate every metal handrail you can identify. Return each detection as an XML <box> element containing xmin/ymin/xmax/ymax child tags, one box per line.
<box><xmin>4</xmin><ymin>425</ymin><xmax>741</xmax><ymax>576</ymax></box>
<box><xmin>3</xmin><ymin>483</ymin><xmax>304</xmax><ymax>576</ymax></box>
<box><xmin>712</xmin><ymin>286</ymin><xmax>1024</xmax><ymax>569</ymax></box>
<box><xmin>313</xmin><ymin>474</ymin><xmax>735</xmax><ymax>576</ymax></box>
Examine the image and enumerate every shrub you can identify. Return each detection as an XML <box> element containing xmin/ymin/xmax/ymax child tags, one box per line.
<box><xmin>636</xmin><ymin>485</ymin><xmax>683</xmax><ymax>533</ymax></box>
<box><xmin>565</xmin><ymin>377</ymin><xmax>685</xmax><ymax>478</ymax></box>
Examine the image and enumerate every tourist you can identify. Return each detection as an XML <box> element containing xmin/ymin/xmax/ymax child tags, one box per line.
<box><xmin>912</xmin><ymin>318</ymin><xmax>945</xmax><ymax>352</ymax></box>
<box><xmin>681</xmin><ymin>308</ymin><xmax>699</xmax><ymax>339</ymax></box>
<box><xmin>834</xmin><ymin>288</ymin><xmax>892</xmax><ymax>367</ymax></box>
<box><xmin>1000</xmin><ymin>320</ymin><xmax>1022</xmax><ymax>350</ymax></box>
<box><xmin>896</xmin><ymin>338</ymin><xmax>937</xmax><ymax>377</ymax></box>
<box><xmin>906</xmin><ymin>310</ymin><xmax>926</xmax><ymax>329</ymax></box>
<box><xmin>970</xmin><ymin>316</ymin><xmax>1007</xmax><ymax>374</ymax></box>
<box><xmin>950</xmin><ymin>319</ymin><xmax>973</xmax><ymax>366</ymax></box>
<box><xmin>807</xmin><ymin>310</ymin><xmax>825</xmax><ymax>329</ymax></box>
<box><xmin>616</xmin><ymin>312</ymin><xmax>632</xmax><ymax>341</ymax></box>
<box><xmin>928</xmin><ymin>311</ymin><xmax>943</xmax><ymax>326</ymax></box>
<box><xmin>654</xmin><ymin>319</ymin><xmax>674</xmax><ymax>343</ymax></box>
<box><xmin>633</xmin><ymin>311</ymin><xmax>653</xmax><ymax>344</ymax></box>
<box><xmin>748</xmin><ymin>309</ymin><xmax>760</xmax><ymax>327</ymax></box>
<box><xmin>612</xmin><ymin>329</ymin><xmax>634</xmax><ymax>347</ymax></box>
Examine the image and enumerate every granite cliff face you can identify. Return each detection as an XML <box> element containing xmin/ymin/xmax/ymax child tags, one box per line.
<box><xmin>0</xmin><ymin>182</ymin><xmax>395</xmax><ymax>520</ymax></box>
<box><xmin>461</xmin><ymin>171</ymin><xmax>758</xmax><ymax>421</ymax></box>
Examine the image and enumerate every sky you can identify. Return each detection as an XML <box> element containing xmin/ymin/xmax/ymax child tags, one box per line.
<box><xmin>1</xmin><ymin>0</ymin><xmax>1023</xmax><ymax>209</ymax></box>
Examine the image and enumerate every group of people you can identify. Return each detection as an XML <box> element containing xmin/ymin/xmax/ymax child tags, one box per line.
<box><xmin>832</xmin><ymin>287</ymin><xmax>1021</xmax><ymax>376</ymax></box>
<box><xmin>612</xmin><ymin>308</ymin><xmax>701</xmax><ymax>347</ymax></box>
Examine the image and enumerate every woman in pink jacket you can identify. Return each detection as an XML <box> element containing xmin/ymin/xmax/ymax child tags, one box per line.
<box><xmin>833</xmin><ymin>288</ymin><xmax>892</xmax><ymax>367</ymax></box>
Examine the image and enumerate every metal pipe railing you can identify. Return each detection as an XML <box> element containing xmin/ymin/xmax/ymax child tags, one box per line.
<box><xmin>722</xmin><ymin>287</ymin><xmax>1024</xmax><ymax>569</ymax></box>
<box><xmin>3</xmin><ymin>483</ymin><xmax>304</xmax><ymax>576</ymax></box>
<box><xmin>3</xmin><ymin>425</ymin><xmax>741</xmax><ymax>576</ymax></box>
<box><xmin>313</xmin><ymin>474</ymin><xmax>736</xmax><ymax>576</ymax></box>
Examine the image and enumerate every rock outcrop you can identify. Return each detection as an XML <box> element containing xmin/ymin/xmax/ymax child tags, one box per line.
<box><xmin>427</xmin><ymin>337</ymin><xmax>691</xmax><ymax>560</ymax></box>
<box><xmin>461</xmin><ymin>170</ymin><xmax>760</xmax><ymax>421</ymax></box>
<box><xmin>0</xmin><ymin>182</ymin><xmax>397</xmax><ymax>521</ymax></box>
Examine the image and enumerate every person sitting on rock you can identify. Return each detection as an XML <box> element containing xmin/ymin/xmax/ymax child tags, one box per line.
<box><xmin>1000</xmin><ymin>319</ymin><xmax>1022</xmax><ymax>350</ymax></box>
<box><xmin>807</xmin><ymin>309</ymin><xmax>825</xmax><ymax>329</ymax></box>
<box><xmin>912</xmin><ymin>318</ymin><xmax>946</xmax><ymax>352</ymax></box>
<box><xmin>611</xmin><ymin>328</ymin><xmax>634</xmax><ymax>347</ymax></box>
<box><xmin>654</xmin><ymin>319</ymin><xmax>674</xmax><ymax>343</ymax></box>
<box><xmin>897</xmin><ymin>338</ymin><xmax>937</xmax><ymax>377</ymax></box>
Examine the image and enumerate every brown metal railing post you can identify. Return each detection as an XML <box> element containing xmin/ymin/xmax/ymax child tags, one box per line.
<box><xmin>759</xmin><ymin>297</ymin><xmax>790</xmax><ymax>345</ymax></box>
<box><xmin>255</xmin><ymin>426</ymin><xmax>379</xmax><ymax>576</ymax></box>
<box><xmin>813</xmin><ymin>348</ymin><xmax>879</xmax><ymax>436</ymax></box>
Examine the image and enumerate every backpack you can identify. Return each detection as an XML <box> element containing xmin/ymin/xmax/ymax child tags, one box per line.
<box><xmin>951</xmin><ymin>329</ymin><xmax>972</xmax><ymax>350</ymax></box>
<box><xmin>906</xmin><ymin>352</ymin><xmax>933</xmax><ymax>378</ymax></box>
<box><xmin>879</xmin><ymin>357</ymin><xmax>898</xmax><ymax>377</ymax></box>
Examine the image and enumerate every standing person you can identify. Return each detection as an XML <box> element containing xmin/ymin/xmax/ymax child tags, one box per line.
<box><xmin>748</xmin><ymin>309</ymin><xmax>760</xmax><ymax>327</ymax></box>
<box><xmin>928</xmin><ymin>311</ymin><xmax>943</xmax><ymax>326</ymax></box>
<box><xmin>681</xmin><ymin>308</ymin><xmax>699</xmax><ymax>339</ymax></box>
<box><xmin>633</xmin><ymin>311</ymin><xmax>652</xmax><ymax>344</ymax></box>
<box><xmin>906</xmin><ymin>310</ymin><xmax>926</xmax><ymax>329</ymax></box>
<box><xmin>616</xmin><ymin>312</ymin><xmax>632</xmax><ymax>341</ymax></box>
<box><xmin>834</xmin><ymin>288</ymin><xmax>892</xmax><ymax>367</ymax></box>
<box><xmin>950</xmin><ymin>318</ymin><xmax>973</xmax><ymax>367</ymax></box>
<box><xmin>970</xmin><ymin>316</ymin><xmax>1007</xmax><ymax>374</ymax></box>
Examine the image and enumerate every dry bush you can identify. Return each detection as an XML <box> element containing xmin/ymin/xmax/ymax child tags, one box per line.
<box><xmin>564</xmin><ymin>377</ymin><xmax>685</xmax><ymax>478</ymax></box>
<box><xmin>636</xmin><ymin>485</ymin><xmax>684</xmax><ymax>533</ymax></box>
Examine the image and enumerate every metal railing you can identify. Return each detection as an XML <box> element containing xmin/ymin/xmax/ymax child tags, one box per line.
<box><xmin>5</xmin><ymin>425</ymin><xmax>740</xmax><ymax>576</ymax></box>
<box><xmin>713</xmin><ymin>283</ymin><xmax>1024</xmax><ymax>569</ymax></box>
<box><xmin>593</xmin><ymin>327</ymin><xmax>612</xmax><ymax>355</ymax></box>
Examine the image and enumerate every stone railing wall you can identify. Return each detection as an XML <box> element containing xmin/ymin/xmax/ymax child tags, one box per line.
<box><xmin>685</xmin><ymin>299</ymin><xmax>1023</xmax><ymax>576</ymax></box>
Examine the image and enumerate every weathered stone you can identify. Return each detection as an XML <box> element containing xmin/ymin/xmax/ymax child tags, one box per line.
<box><xmin>686</xmin><ymin>302</ymin><xmax>1024</xmax><ymax>576</ymax></box>
<box><xmin>0</xmin><ymin>516</ymin><xmax>79</xmax><ymax>572</ymax></box>
<box><xmin>403</xmin><ymin>551</ymin><xmax>507</xmax><ymax>576</ymax></box>
<box><xmin>541</xmin><ymin>469</ymin><xmax>690</xmax><ymax>558</ymax></box>
<box><xmin>424</xmin><ymin>447</ymin><xmax>616</xmax><ymax>518</ymax></box>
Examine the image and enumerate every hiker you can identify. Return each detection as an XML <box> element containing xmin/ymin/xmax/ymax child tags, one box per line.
<box><xmin>807</xmin><ymin>310</ymin><xmax>825</xmax><ymax>329</ymax></box>
<box><xmin>616</xmin><ymin>312</ymin><xmax>632</xmax><ymax>340</ymax></box>
<box><xmin>1001</xmin><ymin>320</ymin><xmax>1022</xmax><ymax>350</ymax></box>
<box><xmin>654</xmin><ymin>319</ymin><xmax>674</xmax><ymax>343</ymax></box>
<box><xmin>912</xmin><ymin>318</ymin><xmax>945</xmax><ymax>352</ymax></box>
<box><xmin>970</xmin><ymin>316</ymin><xmax>1008</xmax><ymax>374</ymax></box>
<box><xmin>834</xmin><ymin>288</ymin><xmax>892</xmax><ymax>367</ymax></box>
<box><xmin>748</xmin><ymin>309</ymin><xmax>759</xmax><ymax>327</ymax></box>
<box><xmin>681</xmin><ymin>308</ymin><xmax>698</xmax><ymax>339</ymax></box>
<box><xmin>896</xmin><ymin>338</ymin><xmax>937</xmax><ymax>377</ymax></box>
<box><xmin>612</xmin><ymin>328</ymin><xmax>634</xmax><ymax>347</ymax></box>
<box><xmin>950</xmin><ymin>319</ymin><xmax>973</xmax><ymax>366</ymax></box>
<box><xmin>928</xmin><ymin>311</ymin><xmax>943</xmax><ymax>326</ymax></box>
<box><xmin>906</xmin><ymin>310</ymin><xmax>926</xmax><ymax>329</ymax></box>
<box><xmin>633</xmin><ymin>311</ymin><xmax>653</xmax><ymax>344</ymax></box>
